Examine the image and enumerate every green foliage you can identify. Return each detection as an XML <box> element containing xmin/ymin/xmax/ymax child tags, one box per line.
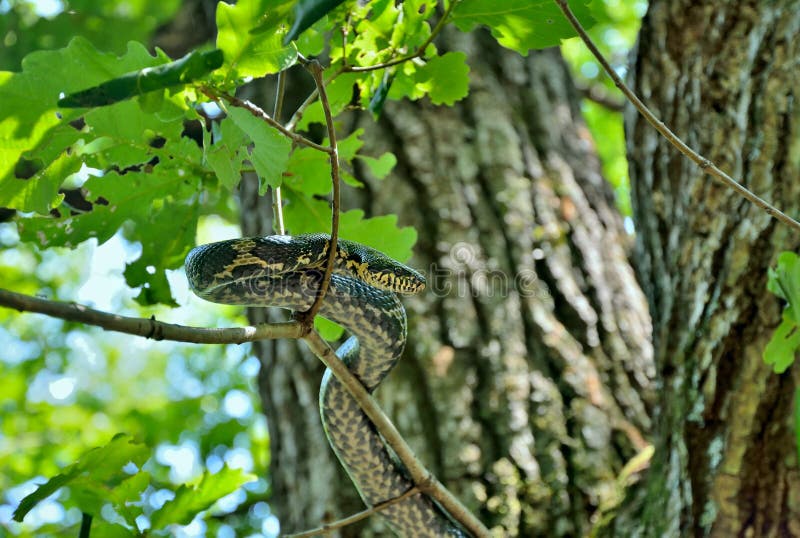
<box><xmin>13</xmin><ymin>434</ymin><xmax>148</xmax><ymax>523</ymax></box>
<box><xmin>452</xmin><ymin>0</ymin><xmax>595</xmax><ymax>53</ymax></box>
<box><xmin>0</xmin><ymin>38</ymin><xmax>169</xmax><ymax>211</ymax></box>
<box><xmin>764</xmin><ymin>252</ymin><xmax>800</xmax><ymax>373</ymax></box>
<box><xmin>149</xmin><ymin>466</ymin><xmax>256</xmax><ymax>529</ymax></box>
<box><xmin>12</xmin><ymin>434</ymin><xmax>256</xmax><ymax>535</ymax></box>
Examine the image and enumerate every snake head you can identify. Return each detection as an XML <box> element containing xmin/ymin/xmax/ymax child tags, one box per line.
<box><xmin>345</xmin><ymin>248</ymin><xmax>426</xmax><ymax>295</ymax></box>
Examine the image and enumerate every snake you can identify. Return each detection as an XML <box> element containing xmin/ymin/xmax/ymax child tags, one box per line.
<box><xmin>185</xmin><ymin>233</ymin><xmax>466</xmax><ymax>537</ymax></box>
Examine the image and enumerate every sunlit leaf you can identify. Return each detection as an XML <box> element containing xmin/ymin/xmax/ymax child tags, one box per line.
<box><xmin>227</xmin><ymin>107</ymin><xmax>292</xmax><ymax>193</ymax></box>
<box><xmin>216</xmin><ymin>0</ymin><xmax>297</xmax><ymax>82</ymax></box>
<box><xmin>763</xmin><ymin>312</ymin><xmax>800</xmax><ymax>374</ymax></box>
<box><xmin>768</xmin><ymin>252</ymin><xmax>800</xmax><ymax>324</ymax></box>
<box><xmin>13</xmin><ymin>434</ymin><xmax>147</xmax><ymax>522</ymax></box>
<box><xmin>452</xmin><ymin>0</ymin><xmax>595</xmax><ymax>53</ymax></box>
<box><xmin>149</xmin><ymin>466</ymin><xmax>256</xmax><ymax>529</ymax></box>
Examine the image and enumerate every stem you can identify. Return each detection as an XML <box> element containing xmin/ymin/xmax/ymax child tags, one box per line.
<box><xmin>0</xmin><ymin>288</ymin><xmax>302</xmax><ymax>344</ymax></box>
<box><xmin>553</xmin><ymin>0</ymin><xmax>800</xmax><ymax>232</ymax></box>
<box><xmin>285</xmin><ymin>487</ymin><xmax>421</xmax><ymax>538</ymax></box>
<box><xmin>79</xmin><ymin>513</ymin><xmax>92</xmax><ymax>538</ymax></box>
<box><xmin>272</xmin><ymin>71</ymin><xmax>288</xmax><ymax>235</ymax></box>
<box><xmin>199</xmin><ymin>87</ymin><xmax>332</xmax><ymax>155</ymax></box>
<box><xmin>300</xmin><ymin>60</ymin><xmax>341</xmax><ymax>325</ymax></box>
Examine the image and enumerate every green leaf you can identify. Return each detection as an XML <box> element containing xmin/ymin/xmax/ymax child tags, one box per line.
<box><xmin>795</xmin><ymin>389</ymin><xmax>800</xmax><ymax>468</ymax></box>
<box><xmin>387</xmin><ymin>52</ymin><xmax>470</xmax><ymax>106</ymax></box>
<box><xmin>768</xmin><ymin>252</ymin><xmax>800</xmax><ymax>324</ymax></box>
<box><xmin>13</xmin><ymin>434</ymin><xmax>147</xmax><ymax>522</ymax></box>
<box><xmin>282</xmin><ymin>195</ymin><xmax>418</xmax><ymax>263</ymax></box>
<box><xmin>0</xmin><ymin>151</ymin><xmax>79</xmax><ymax>214</ymax></box>
<box><xmin>124</xmin><ymin>202</ymin><xmax>198</xmax><ymax>306</ymax></box>
<box><xmin>763</xmin><ymin>311</ymin><xmax>800</xmax><ymax>374</ymax></box>
<box><xmin>58</xmin><ymin>49</ymin><xmax>224</xmax><ymax>108</ymax></box>
<box><xmin>227</xmin><ymin>107</ymin><xmax>292</xmax><ymax>194</ymax></box>
<box><xmin>205</xmin><ymin>117</ymin><xmax>249</xmax><ymax>190</ymax></box>
<box><xmin>452</xmin><ymin>0</ymin><xmax>595</xmax><ymax>53</ymax></box>
<box><xmin>414</xmin><ymin>51</ymin><xmax>470</xmax><ymax>106</ymax></box>
<box><xmin>357</xmin><ymin>152</ymin><xmax>396</xmax><ymax>179</ymax></box>
<box><xmin>285</xmin><ymin>146</ymin><xmax>332</xmax><ymax>195</ymax></box>
<box><xmin>216</xmin><ymin>0</ymin><xmax>298</xmax><ymax>83</ymax></box>
<box><xmin>315</xmin><ymin>316</ymin><xmax>346</xmax><ymax>341</ymax></box>
<box><xmin>285</xmin><ymin>0</ymin><xmax>346</xmax><ymax>43</ymax></box>
<box><xmin>79</xmin><ymin>98</ymin><xmax>188</xmax><ymax>171</ymax></box>
<box><xmin>149</xmin><ymin>466</ymin><xmax>256</xmax><ymax>529</ymax></box>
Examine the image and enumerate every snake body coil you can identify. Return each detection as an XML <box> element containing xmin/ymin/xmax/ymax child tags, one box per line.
<box><xmin>185</xmin><ymin>234</ymin><xmax>464</xmax><ymax>537</ymax></box>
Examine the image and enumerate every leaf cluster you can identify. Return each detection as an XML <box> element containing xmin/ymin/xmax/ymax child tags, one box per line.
<box><xmin>12</xmin><ymin>434</ymin><xmax>256</xmax><ymax>536</ymax></box>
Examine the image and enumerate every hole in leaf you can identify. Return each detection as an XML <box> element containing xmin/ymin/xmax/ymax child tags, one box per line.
<box><xmin>14</xmin><ymin>157</ymin><xmax>43</xmax><ymax>179</ymax></box>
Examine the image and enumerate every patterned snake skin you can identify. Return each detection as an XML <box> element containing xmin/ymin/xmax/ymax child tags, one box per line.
<box><xmin>185</xmin><ymin>234</ymin><xmax>466</xmax><ymax>537</ymax></box>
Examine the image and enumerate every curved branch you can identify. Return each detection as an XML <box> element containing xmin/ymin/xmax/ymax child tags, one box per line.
<box><xmin>0</xmin><ymin>288</ymin><xmax>302</xmax><ymax>344</ymax></box>
<box><xmin>554</xmin><ymin>0</ymin><xmax>800</xmax><ymax>232</ymax></box>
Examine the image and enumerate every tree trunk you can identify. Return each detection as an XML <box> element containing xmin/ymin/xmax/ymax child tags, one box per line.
<box><xmin>626</xmin><ymin>1</ymin><xmax>800</xmax><ymax>536</ymax></box>
<box><xmin>244</xmin><ymin>29</ymin><xmax>654</xmax><ymax>536</ymax></box>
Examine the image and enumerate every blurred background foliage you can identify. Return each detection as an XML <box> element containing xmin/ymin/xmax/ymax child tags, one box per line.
<box><xmin>0</xmin><ymin>0</ymin><xmax>645</xmax><ymax>536</ymax></box>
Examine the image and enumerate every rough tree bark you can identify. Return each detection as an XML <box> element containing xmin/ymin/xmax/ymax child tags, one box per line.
<box><xmin>242</xmin><ymin>29</ymin><xmax>654</xmax><ymax>536</ymax></box>
<box><xmin>626</xmin><ymin>1</ymin><xmax>800</xmax><ymax>536</ymax></box>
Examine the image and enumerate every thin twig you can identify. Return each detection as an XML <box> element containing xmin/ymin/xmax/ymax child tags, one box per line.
<box><xmin>303</xmin><ymin>332</ymin><xmax>491</xmax><ymax>538</ymax></box>
<box><xmin>554</xmin><ymin>0</ymin><xmax>800</xmax><ymax>232</ymax></box>
<box><xmin>199</xmin><ymin>87</ymin><xmax>332</xmax><ymax>155</ymax></box>
<box><xmin>272</xmin><ymin>71</ymin><xmax>288</xmax><ymax>235</ymax></box>
<box><xmin>299</xmin><ymin>60</ymin><xmax>341</xmax><ymax>325</ymax></box>
<box><xmin>0</xmin><ymin>288</ymin><xmax>303</xmax><ymax>344</ymax></box>
<box><xmin>285</xmin><ymin>487</ymin><xmax>421</xmax><ymax>538</ymax></box>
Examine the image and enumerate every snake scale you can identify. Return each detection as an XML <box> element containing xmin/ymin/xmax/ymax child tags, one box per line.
<box><xmin>185</xmin><ymin>234</ymin><xmax>466</xmax><ymax>537</ymax></box>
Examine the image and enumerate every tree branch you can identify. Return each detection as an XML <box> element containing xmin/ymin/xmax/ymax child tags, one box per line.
<box><xmin>0</xmin><ymin>288</ymin><xmax>302</xmax><ymax>344</ymax></box>
<box><xmin>303</xmin><ymin>332</ymin><xmax>491</xmax><ymax>538</ymax></box>
<box><xmin>285</xmin><ymin>487</ymin><xmax>421</xmax><ymax>538</ymax></box>
<box><xmin>554</xmin><ymin>0</ymin><xmax>800</xmax><ymax>232</ymax></box>
<box><xmin>199</xmin><ymin>86</ymin><xmax>332</xmax><ymax>155</ymax></box>
<box><xmin>298</xmin><ymin>59</ymin><xmax>341</xmax><ymax>325</ymax></box>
